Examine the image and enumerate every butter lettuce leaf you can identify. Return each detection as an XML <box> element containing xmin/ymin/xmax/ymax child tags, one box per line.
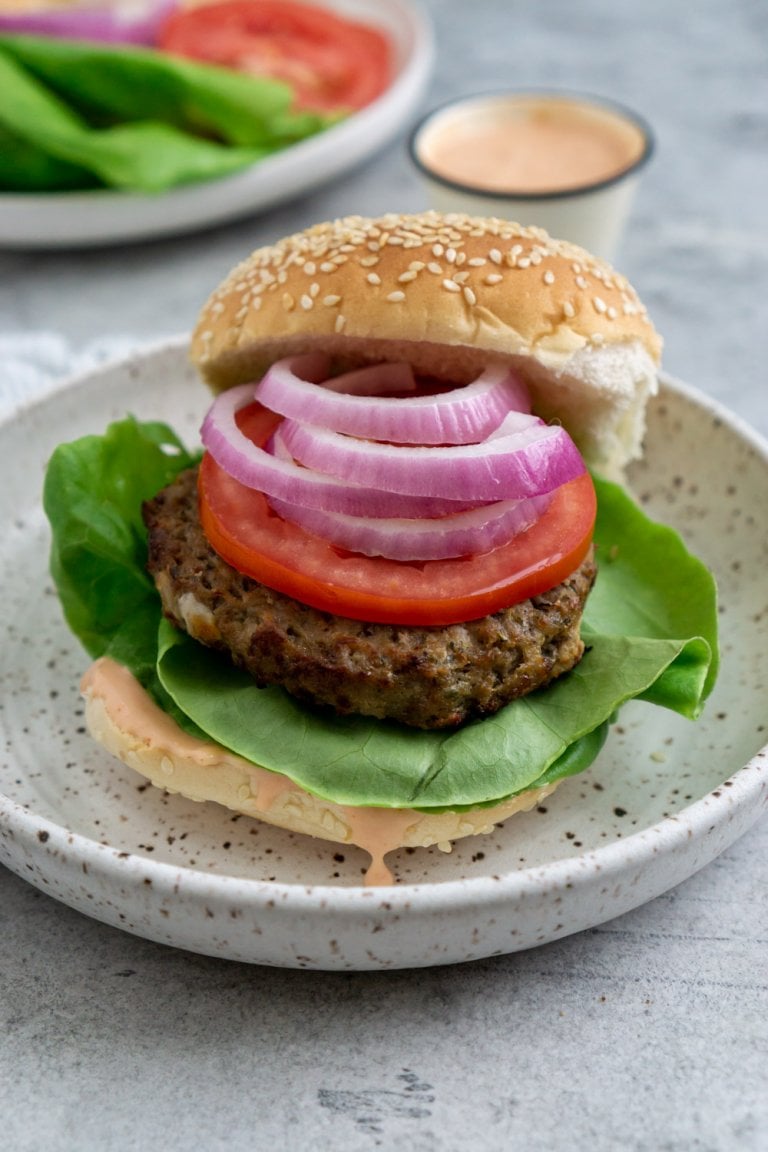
<box><xmin>44</xmin><ymin>417</ymin><xmax>719</xmax><ymax>812</ymax></box>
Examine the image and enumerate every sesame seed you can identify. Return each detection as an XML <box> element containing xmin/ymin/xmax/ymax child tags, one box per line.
<box><xmin>432</xmin><ymin>243</ymin><xmax>444</xmax><ymax>257</ymax></box>
<box><xmin>468</xmin><ymin>257</ymin><xmax>487</xmax><ymax>267</ymax></box>
<box><xmin>442</xmin><ymin>279</ymin><xmax>462</xmax><ymax>293</ymax></box>
<box><xmin>445</xmin><ymin>247</ymin><xmax>457</xmax><ymax>264</ymax></box>
<box><xmin>387</xmin><ymin>291</ymin><xmax>406</xmax><ymax>302</ymax></box>
<box><xmin>484</xmin><ymin>273</ymin><xmax>503</xmax><ymax>285</ymax></box>
<box><xmin>320</xmin><ymin>262</ymin><xmax>336</xmax><ymax>273</ymax></box>
<box><xmin>607</xmin><ymin>306</ymin><xmax>618</xmax><ymax>320</ymax></box>
<box><xmin>517</xmin><ymin>257</ymin><xmax>531</xmax><ymax>269</ymax></box>
<box><xmin>593</xmin><ymin>296</ymin><xmax>608</xmax><ymax>314</ymax></box>
<box><xmin>452</xmin><ymin>270</ymin><xmax>470</xmax><ymax>283</ymax></box>
<box><xmin>303</xmin><ymin>262</ymin><xmax>316</xmax><ymax>276</ymax></box>
<box><xmin>367</xmin><ymin>272</ymin><xmax>382</xmax><ymax>286</ymax></box>
<box><xmin>398</xmin><ymin>270</ymin><xmax>418</xmax><ymax>283</ymax></box>
<box><xmin>300</xmin><ymin>294</ymin><xmax>314</xmax><ymax>310</ymax></box>
<box><xmin>211</xmin><ymin>301</ymin><xmax>225</xmax><ymax>314</ymax></box>
<box><xmin>428</xmin><ymin>262</ymin><xmax>443</xmax><ymax>275</ymax></box>
<box><xmin>334</xmin><ymin>314</ymin><xmax>346</xmax><ymax>333</ymax></box>
<box><xmin>543</xmin><ymin>270</ymin><xmax>555</xmax><ymax>285</ymax></box>
<box><xmin>576</xmin><ymin>275</ymin><xmax>588</xmax><ymax>289</ymax></box>
<box><xmin>489</xmin><ymin>248</ymin><xmax>502</xmax><ymax>265</ymax></box>
<box><xmin>323</xmin><ymin>295</ymin><xmax>341</xmax><ymax>306</ymax></box>
<box><xmin>563</xmin><ymin>300</ymin><xmax>576</xmax><ymax>319</ymax></box>
<box><xmin>359</xmin><ymin>254</ymin><xmax>380</xmax><ymax>267</ymax></box>
<box><xmin>409</xmin><ymin>261</ymin><xmax>426</xmax><ymax>271</ymax></box>
<box><xmin>463</xmin><ymin>286</ymin><xmax>477</xmax><ymax>305</ymax></box>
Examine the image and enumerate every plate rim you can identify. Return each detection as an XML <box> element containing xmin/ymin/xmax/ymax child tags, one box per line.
<box><xmin>1</xmin><ymin>339</ymin><xmax>767</xmax><ymax>920</ymax></box>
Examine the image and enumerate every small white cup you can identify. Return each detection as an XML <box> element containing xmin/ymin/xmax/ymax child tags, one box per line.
<box><xmin>409</xmin><ymin>90</ymin><xmax>654</xmax><ymax>261</ymax></box>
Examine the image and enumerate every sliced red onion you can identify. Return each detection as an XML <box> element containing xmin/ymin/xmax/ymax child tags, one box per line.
<box><xmin>265</xmin><ymin>424</ymin><xmax>479</xmax><ymax>515</ymax></box>
<box><xmin>318</xmin><ymin>362</ymin><xmax>418</xmax><ymax>396</ymax></box>
<box><xmin>280</xmin><ymin>412</ymin><xmax>586</xmax><ymax>501</ymax></box>
<box><xmin>255</xmin><ymin>358</ymin><xmax>532</xmax><ymax>444</ymax></box>
<box><xmin>268</xmin><ymin>493</ymin><xmax>552</xmax><ymax>561</ymax></box>
<box><xmin>200</xmin><ymin>359</ymin><xmax>587</xmax><ymax>562</ymax></box>
<box><xmin>200</xmin><ymin>386</ymin><xmax>484</xmax><ymax>518</ymax></box>
<box><xmin>0</xmin><ymin>0</ymin><xmax>178</xmax><ymax>44</ymax></box>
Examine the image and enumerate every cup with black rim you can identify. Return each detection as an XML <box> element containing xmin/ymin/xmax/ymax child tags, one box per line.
<box><xmin>408</xmin><ymin>90</ymin><xmax>654</xmax><ymax>261</ymax></box>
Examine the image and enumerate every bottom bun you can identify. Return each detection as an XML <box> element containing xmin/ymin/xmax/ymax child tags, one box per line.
<box><xmin>81</xmin><ymin>657</ymin><xmax>561</xmax><ymax>885</ymax></box>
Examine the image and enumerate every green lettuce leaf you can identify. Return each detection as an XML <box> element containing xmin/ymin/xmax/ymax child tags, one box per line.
<box><xmin>44</xmin><ymin>417</ymin><xmax>719</xmax><ymax>812</ymax></box>
<box><xmin>0</xmin><ymin>35</ymin><xmax>338</xmax><ymax>193</ymax></box>
<box><xmin>43</xmin><ymin>416</ymin><xmax>204</xmax><ymax>731</ymax></box>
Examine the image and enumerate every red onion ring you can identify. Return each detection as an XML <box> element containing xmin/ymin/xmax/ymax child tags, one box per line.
<box><xmin>255</xmin><ymin>358</ymin><xmax>531</xmax><ymax>444</ymax></box>
<box><xmin>0</xmin><ymin>0</ymin><xmax>178</xmax><ymax>44</ymax></box>
<box><xmin>280</xmin><ymin>412</ymin><xmax>585</xmax><ymax>501</ymax></box>
<box><xmin>267</xmin><ymin>492</ymin><xmax>552</xmax><ymax>561</ymax></box>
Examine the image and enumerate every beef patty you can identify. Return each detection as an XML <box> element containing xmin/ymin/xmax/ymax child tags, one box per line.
<box><xmin>143</xmin><ymin>468</ymin><xmax>596</xmax><ymax>730</ymax></box>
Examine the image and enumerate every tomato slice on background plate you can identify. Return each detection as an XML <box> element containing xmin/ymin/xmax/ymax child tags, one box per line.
<box><xmin>158</xmin><ymin>0</ymin><xmax>392</xmax><ymax>111</ymax></box>
<box><xmin>197</xmin><ymin>402</ymin><xmax>597</xmax><ymax>626</ymax></box>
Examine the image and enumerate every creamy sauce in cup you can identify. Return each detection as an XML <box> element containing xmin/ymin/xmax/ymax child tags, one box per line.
<box><xmin>417</xmin><ymin>95</ymin><xmax>648</xmax><ymax>195</ymax></box>
<box><xmin>425</xmin><ymin>101</ymin><xmax>644</xmax><ymax>194</ymax></box>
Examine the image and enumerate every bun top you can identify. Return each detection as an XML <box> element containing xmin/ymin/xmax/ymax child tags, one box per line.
<box><xmin>191</xmin><ymin>211</ymin><xmax>662</xmax><ymax>478</ymax></box>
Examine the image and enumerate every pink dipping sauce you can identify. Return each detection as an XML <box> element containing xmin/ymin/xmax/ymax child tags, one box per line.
<box><xmin>418</xmin><ymin>96</ymin><xmax>648</xmax><ymax>195</ymax></box>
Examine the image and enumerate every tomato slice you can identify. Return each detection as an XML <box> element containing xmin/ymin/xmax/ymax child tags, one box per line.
<box><xmin>158</xmin><ymin>0</ymin><xmax>391</xmax><ymax>112</ymax></box>
<box><xmin>197</xmin><ymin>402</ymin><xmax>597</xmax><ymax>626</ymax></box>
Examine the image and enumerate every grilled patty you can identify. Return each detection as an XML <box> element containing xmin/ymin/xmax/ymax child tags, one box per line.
<box><xmin>143</xmin><ymin>467</ymin><xmax>596</xmax><ymax>729</ymax></box>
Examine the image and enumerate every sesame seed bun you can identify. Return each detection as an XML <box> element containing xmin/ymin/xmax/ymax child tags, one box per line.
<box><xmin>81</xmin><ymin>658</ymin><xmax>560</xmax><ymax>886</ymax></box>
<box><xmin>191</xmin><ymin>210</ymin><xmax>661</xmax><ymax>478</ymax></box>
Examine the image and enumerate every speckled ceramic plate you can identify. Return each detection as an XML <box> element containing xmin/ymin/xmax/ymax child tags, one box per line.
<box><xmin>0</xmin><ymin>339</ymin><xmax>766</xmax><ymax>970</ymax></box>
<box><xmin>0</xmin><ymin>0</ymin><xmax>433</xmax><ymax>249</ymax></box>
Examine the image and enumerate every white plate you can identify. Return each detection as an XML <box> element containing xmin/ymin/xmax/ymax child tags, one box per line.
<box><xmin>0</xmin><ymin>0</ymin><xmax>433</xmax><ymax>249</ymax></box>
<box><xmin>1</xmin><ymin>339</ymin><xmax>766</xmax><ymax>970</ymax></box>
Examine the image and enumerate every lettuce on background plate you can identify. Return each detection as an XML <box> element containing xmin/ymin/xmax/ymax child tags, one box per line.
<box><xmin>44</xmin><ymin>417</ymin><xmax>719</xmax><ymax>812</ymax></box>
<box><xmin>0</xmin><ymin>34</ymin><xmax>337</xmax><ymax>193</ymax></box>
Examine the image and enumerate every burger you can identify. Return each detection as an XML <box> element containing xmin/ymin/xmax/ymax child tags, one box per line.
<box><xmin>44</xmin><ymin>211</ymin><xmax>718</xmax><ymax>885</ymax></box>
